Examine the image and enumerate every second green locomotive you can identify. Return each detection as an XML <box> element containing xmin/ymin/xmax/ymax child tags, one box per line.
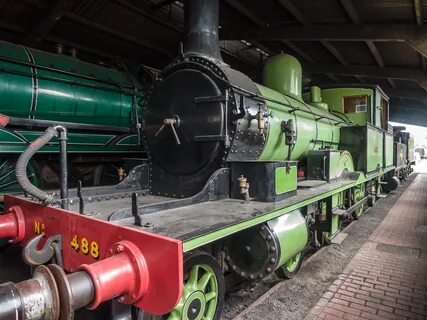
<box><xmin>0</xmin><ymin>40</ymin><xmax>145</xmax><ymax>202</ymax></box>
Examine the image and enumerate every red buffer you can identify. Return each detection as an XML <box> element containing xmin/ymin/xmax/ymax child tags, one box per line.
<box><xmin>3</xmin><ymin>195</ymin><xmax>184</xmax><ymax>316</ymax></box>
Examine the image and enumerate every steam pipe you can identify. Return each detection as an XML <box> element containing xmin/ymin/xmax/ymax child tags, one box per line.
<box><xmin>15</xmin><ymin>125</ymin><xmax>68</xmax><ymax>207</ymax></box>
<box><xmin>56</xmin><ymin>126</ymin><xmax>69</xmax><ymax>210</ymax></box>
<box><xmin>184</xmin><ymin>0</ymin><xmax>222</xmax><ymax>61</ymax></box>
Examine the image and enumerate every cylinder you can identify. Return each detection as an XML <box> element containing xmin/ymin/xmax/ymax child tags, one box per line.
<box><xmin>184</xmin><ymin>0</ymin><xmax>222</xmax><ymax>60</ymax></box>
<box><xmin>262</xmin><ymin>54</ymin><xmax>303</xmax><ymax>100</ymax></box>
<box><xmin>267</xmin><ymin>210</ymin><xmax>308</xmax><ymax>268</ymax></box>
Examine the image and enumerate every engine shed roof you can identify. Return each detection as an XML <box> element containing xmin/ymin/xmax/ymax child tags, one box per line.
<box><xmin>0</xmin><ymin>0</ymin><xmax>425</xmax><ymax>127</ymax></box>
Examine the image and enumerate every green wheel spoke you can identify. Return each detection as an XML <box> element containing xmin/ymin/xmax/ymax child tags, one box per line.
<box><xmin>187</xmin><ymin>265</ymin><xmax>200</xmax><ymax>288</ymax></box>
<box><xmin>198</xmin><ymin>272</ymin><xmax>213</xmax><ymax>291</ymax></box>
<box><xmin>0</xmin><ymin>159</ymin><xmax>9</xmax><ymax>171</ymax></box>
<box><xmin>205</xmin><ymin>292</ymin><xmax>216</xmax><ymax>302</ymax></box>
<box><xmin>286</xmin><ymin>253</ymin><xmax>301</xmax><ymax>272</ymax></box>
<box><xmin>0</xmin><ymin>169</ymin><xmax>15</xmax><ymax>183</ymax></box>
<box><xmin>167</xmin><ymin>310</ymin><xmax>180</xmax><ymax>320</ymax></box>
<box><xmin>168</xmin><ymin>255</ymin><xmax>222</xmax><ymax>320</ymax></box>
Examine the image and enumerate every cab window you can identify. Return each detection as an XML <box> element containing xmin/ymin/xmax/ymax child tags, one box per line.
<box><xmin>343</xmin><ymin>95</ymin><xmax>368</xmax><ymax>114</ymax></box>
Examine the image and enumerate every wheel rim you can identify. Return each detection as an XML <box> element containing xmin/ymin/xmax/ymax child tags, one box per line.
<box><xmin>168</xmin><ymin>264</ymin><xmax>219</xmax><ymax>320</ymax></box>
<box><xmin>285</xmin><ymin>253</ymin><xmax>301</xmax><ymax>273</ymax></box>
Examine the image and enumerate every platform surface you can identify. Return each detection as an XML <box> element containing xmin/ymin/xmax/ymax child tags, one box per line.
<box><xmin>306</xmin><ymin>173</ymin><xmax>427</xmax><ymax>320</ymax></box>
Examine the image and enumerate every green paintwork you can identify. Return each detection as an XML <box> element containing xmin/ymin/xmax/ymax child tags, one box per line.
<box><xmin>374</xmin><ymin>92</ymin><xmax>382</xmax><ymax>128</ymax></box>
<box><xmin>310</xmin><ymin>86</ymin><xmax>322</xmax><ymax>103</ymax></box>
<box><xmin>334</xmin><ymin>151</ymin><xmax>354</xmax><ymax>177</ymax></box>
<box><xmin>303</xmin><ymin>86</ymin><xmax>329</xmax><ymax>111</ymax></box>
<box><xmin>331</xmin><ymin>194</ymin><xmax>340</xmax><ymax>235</ymax></box>
<box><xmin>353</xmin><ymin>183</ymin><xmax>365</xmax><ymax>219</ymax></box>
<box><xmin>0</xmin><ymin>40</ymin><xmax>142</xmax><ymax>126</ymax></box>
<box><xmin>340</xmin><ymin>125</ymin><xmax>384</xmax><ymax>173</ymax></box>
<box><xmin>183</xmin><ymin>168</ymin><xmax>393</xmax><ymax>252</ymax></box>
<box><xmin>168</xmin><ymin>264</ymin><xmax>219</xmax><ymax>320</ymax></box>
<box><xmin>367</xmin><ymin>126</ymin><xmax>384</xmax><ymax>172</ymax></box>
<box><xmin>321</xmin><ymin>88</ymin><xmax>373</xmax><ymax>126</ymax></box>
<box><xmin>0</xmin><ymin>129</ymin><xmax>142</xmax><ymax>153</ymax></box>
<box><xmin>284</xmin><ymin>253</ymin><xmax>301</xmax><ymax>272</ymax></box>
<box><xmin>384</xmin><ymin>132</ymin><xmax>394</xmax><ymax>167</ymax></box>
<box><xmin>407</xmin><ymin>135</ymin><xmax>414</xmax><ymax>163</ymax></box>
<box><xmin>275</xmin><ymin>166</ymin><xmax>297</xmax><ymax>194</ymax></box>
<box><xmin>257</xmin><ymin>84</ymin><xmax>343</xmax><ymax>161</ymax></box>
<box><xmin>262</xmin><ymin>54</ymin><xmax>303</xmax><ymax>101</ymax></box>
<box><xmin>0</xmin><ymin>40</ymin><xmax>144</xmax><ymax>154</ymax></box>
<box><xmin>0</xmin><ymin>157</ymin><xmax>38</xmax><ymax>194</ymax></box>
<box><xmin>267</xmin><ymin>210</ymin><xmax>308</xmax><ymax>268</ymax></box>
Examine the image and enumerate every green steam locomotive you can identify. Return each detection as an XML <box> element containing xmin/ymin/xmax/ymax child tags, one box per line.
<box><xmin>0</xmin><ymin>0</ymin><xmax>415</xmax><ymax>319</ymax></box>
<box><xmin>0</xmin><ymin>40</ymin><xmax>144</xmax><ymax>203</ymax></box>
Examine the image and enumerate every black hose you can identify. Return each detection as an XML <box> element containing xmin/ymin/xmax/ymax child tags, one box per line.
<box><xmin>15</xmin><ymin>126</ymin><xmax>59</xmax><ymax>205</ymax></box>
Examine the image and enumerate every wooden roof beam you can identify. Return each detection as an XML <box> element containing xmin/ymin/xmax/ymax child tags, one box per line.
<box><xmin>275</xmin><ymin>0</ymin><xmax>344</xmax><ymax>82</ymax></box>
<box><xmin>303</xmin><ymin>64</ymin><xmax>427</xmax><ymax>90</ymax></box>
<box><xmin>25</xmin><ymin>0</ymin><xmax>75</xmax><ymax>45</ymax></box>
<box><xmin>225</xmin><ymin>0</ymin><xmax>320</xmax><ymax>67</ymax></box>
<box><xmin>64</xmin><ymin>13</ymin><xmax>172</xmax><ymax>56</ymax></box>
<box><xmin>221</xmin><ymin>24</ymin><xmax>427</xmax><ymax>58</ymax></box>
<box><xmin>414</xmin><ymin>0</ymin><xmax>424</xmax><ymax>26</ymax></box>
<box><xmin>340</xmin><ymin>0</ymin><xmax>395</xmax><ymax>88</ymax></box>
<box><xmin>386</xmin><ymin>88</ymin><xmax>427</xmax><ymax>105</ymax></box>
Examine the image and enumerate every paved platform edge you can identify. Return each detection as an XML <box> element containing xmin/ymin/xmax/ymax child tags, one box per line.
<box><xmin>306</xmin><ymin>174</ymin><xmax>427</xmax><ymax>320</ymax></box>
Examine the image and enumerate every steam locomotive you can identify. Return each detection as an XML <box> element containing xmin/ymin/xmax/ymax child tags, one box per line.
<box><xmin>0</xmin><ymin>0</ymin><xmax>414</xmax><ymax>319</ymax></box>
<box><xmin>0</xmin><ymin>40</ymin><xmax>145</xmax><ymax>204</ymax></box>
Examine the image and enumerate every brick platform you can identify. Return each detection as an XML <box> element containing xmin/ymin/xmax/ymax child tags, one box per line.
<box><xmin>306</xmin><ymin>173</ymin><xmax>427</xmax><ymax>320</ymax></box>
